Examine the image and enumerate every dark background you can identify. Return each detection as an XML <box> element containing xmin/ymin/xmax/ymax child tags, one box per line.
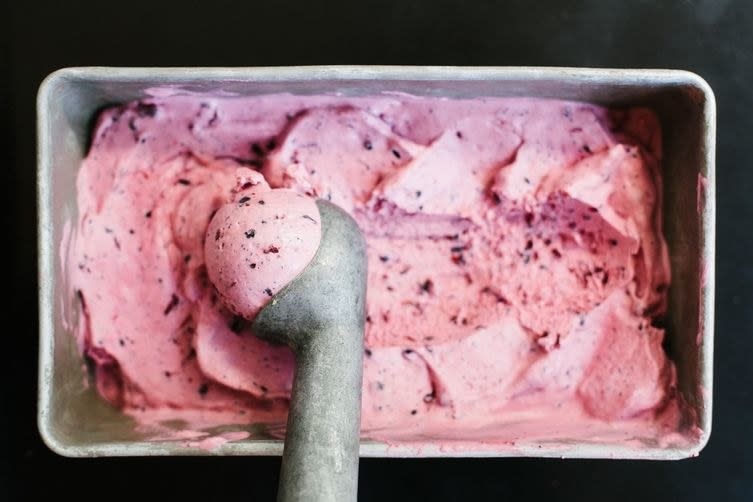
<box><xmin>3</xmin><ymin>0</ymin><xmax>751</xmax><ymax>500</ymax></box>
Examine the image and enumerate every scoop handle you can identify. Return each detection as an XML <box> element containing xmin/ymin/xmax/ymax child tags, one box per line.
<box><xmin>251</xmin><ymin>200</ymin><xmax>367</xmax><ymax>502</ymax></box>
<box><xmin>278</xmin><ymin>323</ymin><xmax>363</xmax><ymax>502</ymax></box>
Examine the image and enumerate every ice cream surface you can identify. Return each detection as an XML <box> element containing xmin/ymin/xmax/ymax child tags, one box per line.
<box><xmin>65</xmin><ymin>91</ymin><xmax>692</xmax><ymax>449</ymax></box>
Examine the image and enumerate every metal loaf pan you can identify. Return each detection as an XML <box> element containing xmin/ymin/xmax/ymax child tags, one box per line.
<box><xmin>37</xmin><ymin>66</ymin><xmax>715</xmax><ymax>459</ymax></box>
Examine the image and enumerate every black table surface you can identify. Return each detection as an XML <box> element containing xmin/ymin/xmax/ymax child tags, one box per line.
<box><xmin>3</xmin><ymin>1</ymin><xmax>752</xmax><ymax>500</ymax></box>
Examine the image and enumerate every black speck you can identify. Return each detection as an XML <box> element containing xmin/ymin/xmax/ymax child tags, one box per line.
<box><xmin>524</xmin><ymin>212</ymin><xmax>535</xmax><ymax>227</ymax></box>
<box><xmin>481</xmin><ymin>286</ymin><xmax>510</xmax><ymax>305</ymax></box>
<box><xmin>363</xmin><ymin>140</ymin><xmax>373</xmax><ymax>150</ymax></box>
<box><xmin>144</xmin><ymin>210</ymin><xmax>152</xmax><ymax>219</ymax></box>
<box><xmin>177</xmin><ymin>178</ymin><xmax>191</xmax><ymax>186</ymax></box>
<box><xmin>118</xmin><ymin>338</ymin><xmax>125</xmax><ymax>347</ymax></box>
<box><xmin>582</xmin><ymin>144</ymin><xmax>592</xmax><ymax>154</ymax></box>
<box><xmin>379</xmin><ymin>255</ymin><xmax>389</xmax><ymax>262</ymax></box>
<box><xmin>258</xmin><ymin>200</ymin><xmax>265</xmax><ymax>205</ymax></box>
<box><xmin>456</xmin><ymin>131</ymin><xmax>463</xmax><ymax>139</ymax></box>
<box><xmin>136</xmin><ymin>102</ymin><xmax>157</xmax><ymax>117</ymax></box>
<box><xmin>492</xmin><ymin>192</ymin><xmax>502</xmax><ymax>204</ymax></box>
<box><xmin>198</xmin><ymin>383</ymin><xmax>209</xmax><ymax>396</ymax></box>
<box><xmin>410</xmin><ymin>409</ymin><xmax>418</xmax><ymax>415</ymax></box>
<box><xmin>525</xmin><ymin>240</ymin><xmax>533</xmax><ymax>250</ymax></box>
<box><xmin>164</xmin><ymin>371</ymin><xmax>172</xmax><ymax>378</ymax></box>
<box><xmin>364</xmin><ymin>348</ymin><xmax>372</xmax><ymax>357</ymax></box>
<box><xmin>415</xmin><ymin>190</ymin><xmax>422</xmax><ymax>198</ymax></box>
<box><xmin>215</xmin><ymin>229</ymin><xmax>221</xmax><ymax>241</ymax></box>
<box><xmin>238</xmin><ymin>196</ymin><xmax>251</xmax><ymax>204</ymax></box>
<box><xmin>608</xmin><ymin>239</ymin><xmax>619</xmax><ymax>247</ymax></box>
<box><xmin>250</xmin><ymin>263</ymin><xmax>257</xmax><ymax>269</ymax></box>
<box><xmin>391</xmin><ymin>149</ymin><xmax>402</xmax><ymax>159</ymax></box>
<box><xmin>183</xmin><ymin>254</ymin><xmax>191</xmax><ymax>263</ymax></box>
<box><xmin>260</xmin><ymin>385</ymin><xmax>269</xmax><ymax>393</ymax></box>
<box><xmin>302</xmin><ymin>214</ymin><xmax>318</xmax><ymax>224</ymax></box>
<box><xmin>524</xmin><ymin>177</ymin><xmax>531</xmax><ymax>184</ymax></box>
<box><xmin>551</xmin><ymin>249</ymin><xmax>562</xmax><ymax>259</ymax></box>
<box><xmin>229</xmin><ymin>316</ymin><xmax>245</xmax><ymax>334</ymax></box>
<box><xmin>129</xmin><ymin>229</ymin><xmax>135</xmax><ymax>235</ymax></box>
<box><xmin>264</xmin><ymin>288</ymin><xmax>273</xmax><ymax>297</ymax></box>
<box><xmin>251</xmin><ymin>143</ymin><xmax>264</xmax><ymax>157</ymax></box>
<box><xmin>263</xmin><ymin>246</ymin><xmax>279</xmax><ymax>254</ymax></box>
<box><xmin>402</xmin><ymin>349</ymin><xmax>414</xmax><ymax>356</ymax></box>
<box><xmin>240</xmin><ymin>181</ymin><xmax>254</xmax><ymax>190</ymax></box>
<box><xmin>420</xmin><ymin>279</ymin><xmax>434</xmax><ymax>295</ymax></box>
<box><xmin>163</xmin><ymin>294</ymin><xmax>179</xmax><ymax>315</ymax></box>
<box><xmin>245</xmin><ymin>229</ymin><xmax>256</xmax><ymax>239</ymax></box>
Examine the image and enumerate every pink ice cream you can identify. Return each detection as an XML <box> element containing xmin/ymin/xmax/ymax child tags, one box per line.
<box><xmin>65</xmin><ymin>93</ymin><xmax>691</xmax><ymax>447</ymax></box>
<box><xmin>205</xmin><ymin>188</ymin><xmax>321</xmax><ymax>320</ymax></box>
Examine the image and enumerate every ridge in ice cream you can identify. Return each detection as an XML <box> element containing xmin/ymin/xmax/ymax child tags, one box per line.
<box><xmin>64</xmin><ymin>92</ymin><xmax>696</xmax><ymax>447</ymax></box>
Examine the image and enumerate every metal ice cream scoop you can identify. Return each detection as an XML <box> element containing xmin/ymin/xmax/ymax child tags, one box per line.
<box><xmin>252</xmin><ymin>199</ymin><xmax>367</xmax><ymax>502</ymax></box>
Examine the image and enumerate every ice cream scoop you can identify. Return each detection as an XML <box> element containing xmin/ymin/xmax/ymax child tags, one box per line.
<box><xmin>206</xmin><ymin>193</ymin><xmax>367</xmax><ymax>502</ymax></box>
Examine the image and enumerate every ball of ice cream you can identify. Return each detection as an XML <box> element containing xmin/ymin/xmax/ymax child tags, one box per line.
<box><xmin>205</xmin><ymin>189</ymin><xmax>322</xmax><ymax>320</ymax></box>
